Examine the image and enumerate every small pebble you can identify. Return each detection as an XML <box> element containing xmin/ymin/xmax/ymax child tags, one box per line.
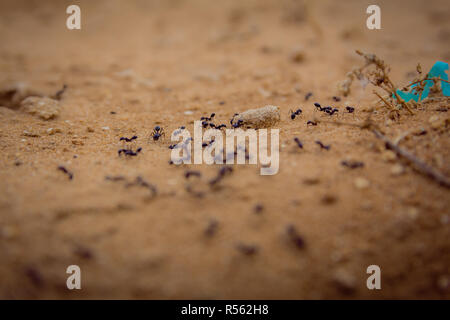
<box><xmin>354</xmin><ymin>177</ymin><xmax>370</xmax><ymax>189</ymax></box>
<box><xmin>23</xmin><ymin>130</ymin><xmax>40</xmax><ymax>137</ymax></box>
<box><xmin>381</xmin><ymin>150</ymin><xmax>397</xmax><ymax>162</ymax></box>
<box><xmin>20</xmin><ymin>96</ymin><xmax>60</xmax><ymax>120</ymax></box>
<box><xmin>391</xmin><ymin>164</ymin><xmax>405</xmax><ymax>176</ymax></box>
<box><xmin>406</xmin><ymin>207</ymin><xmax>419</xmax><ymax>220</ymax></box>
<box><xmin>332</xmin><ymin>268</ymin><xmax>356</xmax><ymax>294</ymax></box>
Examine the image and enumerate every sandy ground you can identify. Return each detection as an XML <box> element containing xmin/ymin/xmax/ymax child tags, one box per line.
<box><xmin>0</xmin><ymin>0</ymin><xmax>449</xmax><ymax>299</ymax></box>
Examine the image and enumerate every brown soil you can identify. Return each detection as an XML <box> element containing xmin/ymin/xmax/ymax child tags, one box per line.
<box><xmin>0</xmin><ymin>0</ymin><xmax>449</xmax><ymax>299</ymax></box>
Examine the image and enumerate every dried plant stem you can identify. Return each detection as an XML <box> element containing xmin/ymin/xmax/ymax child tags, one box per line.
<box><xmin>371</xmin><ymin>129</ymin><xmax>450</xmax><ymax>188</ymax></box>
<box><xmin>405</xmin><ymin>77</ymin><xmax>450</xmax><ymax>88</ymax></box>
<box><xmin>317</xmin><ymin>119</ymin><xmax>450</xmax><ymax>188</ymax></box>
<box><xmin>373</xmin><ymin>91</ymin><xmax>395</xmax><ymax>111</ymax></box>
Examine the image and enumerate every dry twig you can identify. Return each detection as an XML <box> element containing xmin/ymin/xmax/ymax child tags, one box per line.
<box><xmin>317</xmin><ymin>118</ymin><xmax>450</xmax><ymax>188</ymax></box>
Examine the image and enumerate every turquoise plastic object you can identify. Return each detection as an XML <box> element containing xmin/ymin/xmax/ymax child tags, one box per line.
<box><xmin>396</xmin><ymin>61</ymin><xmax>450</xmax><ymax>102</ymax></box>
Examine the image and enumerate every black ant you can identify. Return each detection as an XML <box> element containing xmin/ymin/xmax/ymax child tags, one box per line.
<box><xmin>236</xmin><ymin>243</ymin><xmax>258</xmax><ymax>256</ymax></box>
<box><xmin>231</xmin><ymin>119</ymin><xmax>244</xmax><ymax>128</ymax></box>
<box><xmin>307</xmin><ymin>120</ymin><xmax>317</xmax><ymax>126</ymax></box>
<box><xmin>286</xmin><ymin>224</ymin><xmax>305</xmax><ymax>249</ymax></box>
<box><xmin>54</xmin><ymin>84</ymin><xmax>67</xmax><ymax>100</ymax></box>
<box><xmin>289</xmin><ymin>108</ymin><xmax>302</xmax><ymax>120</ymax></box>
<box><xmin>105</xmin><ymin>175</ymin><xmax>126</xmax><ymax>181</ymax></box>
<box><xmin>185</xmin><ymin>170</ymin><xmax>201</xmax><ymax>179</ymax></box>
<box><xmin>341</xmin><ymin>160</ymin><xmax>364</xmax><ymax>169</ymax></box>
<box><xmin>209</xmin><ymin>166</ymin><xmax>233</xmax><ymax>186</ymax></box>
<box><xmin>200</xmin><ymin>113</ymin><xmax>215</xmax><ymax>122</ymax></box>
<box><xmin>151</xmin><ymin>126</ymin><xmax>164</xmax><ymax>141</ymax></box>
<box><xmin>325</xmin><ymin>108</ymin><xmax>339</xmax><ymax>116</ymax></box>
<box><xmin>216</xmin><ymin>124</ymin><xmax>226</xmax><ymax>130</ymax></box>
<box><xmin>305</xmin><ymin>92</ymin><xmax>313</xmax><ymax>101</ymax></box>
<box><xmin>119</xmin><ymin>135</ymin><xmax>137</xmax><ymax>142</ymax></box>
<box><xmin>254</xmin><ymin>203</ymin><xmax>264</xmax><ymax>214</ymax></box>
<box><xmin>346</xmin><ymin>106</ymin><xmax>355</xmax><ymax>113</ymax></box>
<box><xmin>125</xmin><ymin>176</ymin><xmax>157</xmax><ymax>198</ymax></box>
<box><xmin>204</xmin><ymin>220</ymin><xmax>219</xmax><ymax>237</ymax></box>
<box><xmin>230</xmin><ymin>113</ymin><xmax>239</xmax><ymax>125</ymax></box>
<box><xmin>58</xmin><ymin>165</ymin><xmax>73</xmax><ymax>180</ymax></box>
<box><xmin>173</xmin><ymin>126</ymin><xmax>186</xmax><ymax>136</ymax></box>
<box><xmin>332</xmin><ymin>96</ymin><xmax>341</xmax><ymax>102</ymax></box>
<box><xmin>314</xmin><ymin>102</ymin><xmax>322</xmax><ymax>110</ymax></box>
<box><xmin>294</xmin><ymin>137</ymin><xmax>303</xmax><ymax>149</ymax></box>
<box><xmin>315</xmin><ymin>140</ymin><xmax>330</xmax><ymax>150</ymax></box>
<box><xmin>118</xmin><ymin>147</ymin><xmax>142</xmax><ymax>156</ymax></box>
<box><xmin>202</xmin><ymin>139</ymin><xmax>215</xmax><ymax>148</ymax></box>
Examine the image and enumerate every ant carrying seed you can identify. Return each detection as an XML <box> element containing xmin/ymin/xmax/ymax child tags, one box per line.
<box><xmin>341</xmin><ymin>160</ymin><xmax>364</xmax><ymax>169</ymax></box>
<box><xmin>307</xmin><ymin>120</ymin><xmax>317</xmax><ymax>126</ymax></box>
<box><xmin>58</xmin><ymin>165</ymin><xmax>73</xmax><ymax>180</ymax></box>
<box><xmin>305</xmin><ymin>92</ymin><xmax>313</xmax><ymax>101</ymax></box>
<box><xmin>151</xmin><ymin>126</ymin><xmax>164</xmax><ymax>141</ymax></box>
<box><xmin>294</xmin><ymin>137</ymin><xmax>303</xmax><ymax>149</ymax></box>
<box><xmin>346</xmin><ymin>106</ymin><xmax>355</xmax><ymax>113</ymax></box>
<box><xmin>315</xmin><ymin>140</ymin><xmax>330</xmax><ymax>150</ymax></box>
<box><xmin>119</xmin><ymin>135</ymin><xmax>138</xmax><ymax>142</ymax></box>
<box><xmin>289</xmin><ymin>108</ymin><xmax>302</xmax><ymax>120</ymax></box>
<box><xmin>185</xmin><ymin>170</ymin><xmax>201</xmax><ymax>179</ymax></box>
<box><xmin>286</xmin><ymin>224</ymin><xmax>305</xmax><ymax>249</ymax></box>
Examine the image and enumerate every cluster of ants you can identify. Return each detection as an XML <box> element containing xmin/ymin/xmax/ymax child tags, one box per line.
<box><xmin>200</xmin><ymin>113</ymin><xmax>227</xmax><ymax>130</ymax></box>
<box><xmin>314</xmin><ymin>103</ymin><xmax>339</xmax><ymax>116</ymax></box>
<box><xmin>118</xmin><ymin>135</ymin><xmax>142</xmax><ymax>157</ymax></box>
<box><xmin>105</xmin><ymin>175</ymin><xmax>157</xmax><ymax>198</ymax></box>
<box><xmin>288</xmin><ymin>100</ymin><xmax>355</xmax><ymax>127</ymax></box>
<box><xmin>183</xmin><ymin>166</ymin><xmax>234</xmax><ymax>198</ymax></box>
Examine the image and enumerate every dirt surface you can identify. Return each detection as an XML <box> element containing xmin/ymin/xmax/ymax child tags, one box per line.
<box><xmin>0</xmin><ymin>0</ymin><xmax>449</xmax><ymax>299</ymax></box>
